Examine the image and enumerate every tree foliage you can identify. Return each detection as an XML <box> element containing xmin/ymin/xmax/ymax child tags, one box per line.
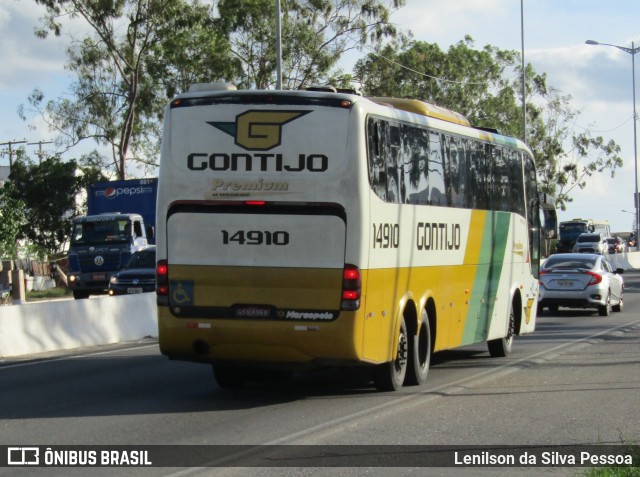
<box><xmin>0</xmin><ymin>191</ymin><xmax>26</xmax><ymax>259</ymax></box>
<box><xmin>215</xmin><ymin>0</ymin><xmax>405</xmax><ymax>90</ymax></box>
<box><xmin>25</xmin><ymin>0</ymin><xmax>238</xmax><ymax>179</ymax></box>
<box><xmin>354</xmin><ymin>37</ymin><xmax>623</xmax><ymax>209</ymax></box>
<box><xmin>24</xmin><ymin>0</ymin><xmax>403</xmax><ymax>178</ymax></box>
<box><xmin>0</xmin><ymin>156</ymin><xmax>106</xmax><ymax>257</ymax></box>
<box><xmin>530</xmin><ymin>87</ymin><xmax>622</xmax><ymax>208</ymax></box>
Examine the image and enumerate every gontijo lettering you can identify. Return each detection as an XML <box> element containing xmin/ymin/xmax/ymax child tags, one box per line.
<box><xmin>187</xmin><ymin>153</ymin><xmax>328</xmax><ymax>172</ymax></box>
<box><xmin>416</xmin><ymin>222</ymin><xmax>461</xmax><ymax>250</ymax></box>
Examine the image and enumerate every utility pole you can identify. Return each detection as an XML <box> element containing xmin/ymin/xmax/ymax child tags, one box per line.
<box><xmin>27</xmin><ymin>140</ymin><xmax>54</xmax><ymax>164</ymax></box>
<box><xmin>0</xmin><ymin>140</ymin><xmax>27</xmax><ymax>172</ymax></box>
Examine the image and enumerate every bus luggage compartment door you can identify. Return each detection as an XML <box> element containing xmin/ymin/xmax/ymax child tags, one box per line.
<box><xmin>166</xmin><ymin>207</ymin><xmax>347</xmax><ymax>316</ymax></box>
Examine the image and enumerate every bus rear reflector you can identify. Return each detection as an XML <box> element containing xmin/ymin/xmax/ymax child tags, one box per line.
<box><xmin>341</xmin><ymin>264</ymin><xmax>361</xmax><ymax>311</ymax></box>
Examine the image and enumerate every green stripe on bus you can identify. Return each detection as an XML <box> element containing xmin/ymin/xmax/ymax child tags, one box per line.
<box><xmin>462</xmin><ymin>212</ymin><xmax>511</xmax><ymax>344</ymax></box>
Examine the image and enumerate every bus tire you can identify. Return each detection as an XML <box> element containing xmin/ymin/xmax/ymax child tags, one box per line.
<box><xmin>373</xmin><ymin>317</ymin><xmax>408</xmax><ymax>391</ymax></box>
<box><xmin>405</xmin><ymin>312</ymin><xmax>431</xmax><ymax>386</ymax></box>
<box><xmin>487</xmin><ymin>301</ymin><xmax>515</xmax><ymax>357</ymax></box>
<box><xmin>73</xmin><ymin>290</ymin><xmax>90</xmax><ymax>300</ymax></box>
<box><xmin>213</xmin><ymin>365</ymin><xmax>246</xmax><ymax>389</ymax></box>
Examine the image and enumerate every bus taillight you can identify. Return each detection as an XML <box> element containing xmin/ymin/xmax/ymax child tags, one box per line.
<box><xmin>341</xmin><ymin>264</ymin><xmax>361</xmax><ymax>311</ymax></box>
<box><xmin>156</xmin><ymin>260</ymin><xmax>169</xmax><ymax>300</ymax></box>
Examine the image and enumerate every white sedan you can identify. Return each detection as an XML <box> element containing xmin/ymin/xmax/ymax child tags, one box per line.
<box><xmin>538</xmin><ymin>253</ymin><xmax>624</xmax><ymax>316</ymax></box>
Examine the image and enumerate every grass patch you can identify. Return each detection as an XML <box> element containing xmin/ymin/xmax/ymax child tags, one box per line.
<box><xmin>585</xmin><ymin>443</ymin><xmax>640</xmax><ymax>477</ymax></box>
<box><xmin>27</xmin><ymin>287</ymin><xmax>72</xmax><ymax>301</ymax></box>
<box><xmin>586</xmin><ymin>468</ymin><xmax>640</xmax><ymax>477</ymax></box>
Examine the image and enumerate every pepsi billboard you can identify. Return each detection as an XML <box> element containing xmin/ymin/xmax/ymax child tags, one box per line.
<box><xmin>87</xmin><ymin>178</ymin><xmax>158</xmax><ymax>233</ymax></box>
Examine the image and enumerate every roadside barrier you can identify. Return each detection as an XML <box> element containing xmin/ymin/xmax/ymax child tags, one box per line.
<box><xmin>0</xmin><ymin>293</ymin><xmax>157</xmax><ymax>358</ymax></box>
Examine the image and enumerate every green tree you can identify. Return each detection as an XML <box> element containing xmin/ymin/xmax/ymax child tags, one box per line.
<box><xmin>0</xmin><ymin>191</ymin><xmax>27</xmax><ymax>259</ymax></box>
<box><xmin>354</xmin><ymin>37</ymin><xmax>622</xmax><ymax>209</ymax></box>
<box><xmin>215</xmin><ymin>0</ymin><xmax>406</xmax><ymax>90</ymax></box>
<box><xmin>355</xmin><ymin>37</ymin><xmax>536</xmax><ymax>135</ymax></box>
<box><xmin>23</xmin><ymin>0</ymin><xmax>237</xmax><ymax>179</ymax></box>
<box><xmin>2</xmin><ymin>157</ymin><xmax>106</xmax><ymax>256</ymax></box>
<box><xmin>529</xmin><ymin>87</ymin><xmax>622</xmax><ymax>208</ymax></box>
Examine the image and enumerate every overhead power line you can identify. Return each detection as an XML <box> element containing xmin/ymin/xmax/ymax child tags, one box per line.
<box><xmin>0</xmin><ymin>140</ymin><xmax>27</xmax><ymax>171</ymax></box>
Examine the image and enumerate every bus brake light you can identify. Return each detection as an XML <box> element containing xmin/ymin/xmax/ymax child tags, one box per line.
<box><xmin>156</xmin><ymin>260</ymin><xmax>169</xmax><ymax>299</ymax></box>
<box><xmin>341</xmin><ymin>264</ymin><xmax>361</xmax><ymax>311</ymax></box>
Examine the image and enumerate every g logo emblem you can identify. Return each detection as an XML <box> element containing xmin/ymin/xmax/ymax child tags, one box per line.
<box><xmin>208</xmin><ymin>110</ymin><xmax>311</xmax><ymax>151</ymax></box>
<box><xmin>94</xmin><ymin>255</ymin><xmax>104</xmax><ymax>266</ymax></box>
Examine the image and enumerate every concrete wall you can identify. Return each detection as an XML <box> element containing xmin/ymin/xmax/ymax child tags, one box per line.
<box><xmin>607</xmin><ymin>250</ymin><xmax>640</xmax><ymax>270</ymax></box>
<box><xmin>0</xmin><ymin>293</ymin><xmax>157</xmax><ymax>358</ymax></box>
<box><xmin>1</xmin><ymin>251</ymin><xmax>639</xmax><ymax>359</ymax></box>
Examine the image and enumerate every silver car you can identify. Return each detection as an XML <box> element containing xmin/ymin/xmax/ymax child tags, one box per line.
<box><xmin>572</xmin><ymin>232</ymin><xmax>608</xmax><ymax>254</ymax></box>
<box><xmin>538</xmin><ymin>253</ymin><xmax>624</xmax><ymax>316</ymax></box>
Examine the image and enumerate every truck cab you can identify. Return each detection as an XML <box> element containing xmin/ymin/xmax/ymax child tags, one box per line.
<box><xmin>556</xmin><ymin>220</ymin><xmax>594</xmax><ymax>253</ymax></box>
<box><xmin>67</xmin><ymin>213</ymin><xmax>151</xmax><ymax>299</ymax></box>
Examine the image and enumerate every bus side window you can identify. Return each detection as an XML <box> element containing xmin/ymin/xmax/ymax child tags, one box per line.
<box><xmin>524</xmin><ymin>155</ymin><xmax>541</xmax><ymax>275</ymax></box>
<box><xmin>404</xmin><ymin>126</ymin><xmax>430</xmax><ymax>205</ymax></box>
<box><xmin>493</xmin><ymin>146</ymin><xmax>508</xmax><ymax>212</ymax></box>
<box><xmin>387</xmin><ymin>124</ymin><xmax>402</xmax><ymax>203</ymax></box>
<box><xmin>446</xmin><ymin>136</ymin><xmax>467</xmax><ymax>208</ymax></box>
<box><xmin>367</xmin><ymin>118</ymin><xmax>388</xmax><ymax>202</ymax></box>
<box><xmin>478</xmin><ymin>143</ymin><xmax>492</xmax><ymax>210</ymax></box>
<box><xmin>428</xmin><ymin>132</ymin><xmax>446</xmax><ymax>206</ymax></box>
<box><xmin>510</xmin><ymin>150</ymin><xmax>525</xmax><ymax>217</ymax></box>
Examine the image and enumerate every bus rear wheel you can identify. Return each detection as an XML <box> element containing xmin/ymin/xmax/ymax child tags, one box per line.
<box><xmin>405</xmin><ymin>312</ymin><xmax>431</xmax><ymax>386</ymax></box>
<box><xmin>373</xmin><ymin>317</ymin><xmax>408</xmax><ymax>391</ymax></box>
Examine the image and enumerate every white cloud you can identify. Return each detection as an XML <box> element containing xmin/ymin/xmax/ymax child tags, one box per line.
<box><xmin>0</xmin><ymin>3</ymin><xmax>69</xmax><ymax>91</ymax></box>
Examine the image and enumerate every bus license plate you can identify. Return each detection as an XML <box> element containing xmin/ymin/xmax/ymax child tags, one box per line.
<box><xmin>235</xmin><ymin>306</ymin><xmax>271</xmax><ymax>318</ymax></box>
<box><xmin>92</xmin><ymin>273</ymin><xmax>106</xmax><ymax>281</ymax></box>
<box><xmin>127</xmin><ymin>287</ymin><xmax>143</xmax><ymax>294</ymax></box>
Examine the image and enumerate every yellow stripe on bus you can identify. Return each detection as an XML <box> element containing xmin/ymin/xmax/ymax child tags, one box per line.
<box><xmin>446</xmin><ymin>210</ymin><xmax>487</xmax><ymax>347</ymax></box>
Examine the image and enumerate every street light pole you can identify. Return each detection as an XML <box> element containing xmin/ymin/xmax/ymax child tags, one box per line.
<box><xmin>586</xmin><ymin>39</ymin><xmax>640</xmax><ymax>242</ymax></box>
<box><xmin>275</xmin><ymin>0</ymin><xmax>282</xmax><ymax>90</ymax></box>
<box><xmin>621</xmin><ymin>208</ymin><xmax>638</xmax><ymax>240</ymax></box>
<box><xmin>520</xmin><ymin>0</ymin><xmax>526</xmax><ymax>142</ymax></box>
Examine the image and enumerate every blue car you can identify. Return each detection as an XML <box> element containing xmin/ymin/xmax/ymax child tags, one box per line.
<box><xmin>108</xmin><ymin>246</ymin><xmax>156</xmax><ymax>296</ymax></box>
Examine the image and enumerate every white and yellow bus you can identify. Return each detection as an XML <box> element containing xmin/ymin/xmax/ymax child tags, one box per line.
<box><xmin>156</xmin><ymin>84</ymin><xmax>554</xmax><ymax>391</ymax></box>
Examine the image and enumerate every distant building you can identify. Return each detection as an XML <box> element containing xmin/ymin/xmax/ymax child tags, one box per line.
<box><xmin>0</xmin><ymin>165</ymin><xmax>9</xmax><ymax>185</ymax></box>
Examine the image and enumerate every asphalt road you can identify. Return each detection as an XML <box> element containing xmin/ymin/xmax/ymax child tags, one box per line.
<box><xmin>1</xmin><ymin>272</ymin><xmax>640</xmax><ymax>477</ymax></box>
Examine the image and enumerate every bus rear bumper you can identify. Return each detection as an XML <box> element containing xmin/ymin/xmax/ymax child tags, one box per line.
<box><xmin>157</xmin><ymin>308</ymin><xmax>365</xmax><ymax>369</ymax></box>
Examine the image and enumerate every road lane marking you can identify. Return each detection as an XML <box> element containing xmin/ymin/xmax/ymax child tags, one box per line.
<box><xmin>0</xmin><ymin>342</ymin><xmax>158</xmax><ymax>370</ymax></box>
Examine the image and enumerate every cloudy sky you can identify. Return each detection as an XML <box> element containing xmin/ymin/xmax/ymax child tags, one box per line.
<box><xmin>1</xmin><ymin>0</ymin><xmax>640</xmax><ymax>232</ymax></box>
